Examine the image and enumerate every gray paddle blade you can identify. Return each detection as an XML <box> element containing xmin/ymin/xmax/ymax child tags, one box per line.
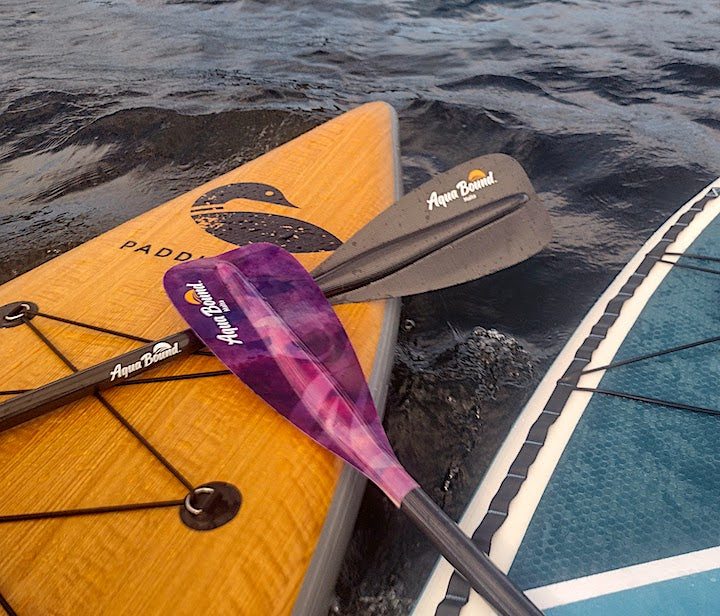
<box><xmin>313</xmin><ymin>153</ymin><xmax>552</xmax><ymax>304</ymax></box>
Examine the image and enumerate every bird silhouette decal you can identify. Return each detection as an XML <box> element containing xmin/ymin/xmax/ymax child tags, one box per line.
<box><xmin>190</xmin><ymin>182</ymin><xmax>341</xmax><ymax>253</ymax></box>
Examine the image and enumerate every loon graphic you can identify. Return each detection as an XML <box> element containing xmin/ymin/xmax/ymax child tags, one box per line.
<box><xmin>190</xmin><ymin>182</ymin><xmax>341</xmax><ymax>253</ymax></box>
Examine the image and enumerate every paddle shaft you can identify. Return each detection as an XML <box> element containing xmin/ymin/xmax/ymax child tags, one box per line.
<box><xmin>0</xmin><ymin>330</ymin><xmax>203</xmax><ymax>432</ymax></box>
<box><xmin>162</xmin><ymin>244</ymin><xmax>542</xmax><ymax>616</ymax></box>
<box><xmin>0</xmin><ymin>155</ymin><xmax>550</xmax><ymax>432</ymax></box>
<box><xmin>0</xmin><ymin>262</ymin><xmax>370</xmax><ymax>432</ymax></box>
<box><xmin>402</xmin><ymin>489</ymin><xmax>543</xmax><ymax>616</ymax></box>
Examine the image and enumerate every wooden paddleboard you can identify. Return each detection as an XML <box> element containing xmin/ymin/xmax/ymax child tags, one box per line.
<box><xmin>415</xmin><ymin>180</ymin><xmax>720</xmax><ymax>614</ymax></box>
<box><xmin>0</xmin><ymin>102</ymin><xmax>401</xmax><ymax>615</ymax></box>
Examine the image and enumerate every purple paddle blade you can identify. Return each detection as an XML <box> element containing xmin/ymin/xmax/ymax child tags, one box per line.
<box><xmin>163</xmin><ymin>244</ymin><xmax>543</xmax><ymax>616</ymax></box>
<box><xmin>163</xmin><ymin>243</ymin><xmax>418</xmax><ymax>506</ymax></box>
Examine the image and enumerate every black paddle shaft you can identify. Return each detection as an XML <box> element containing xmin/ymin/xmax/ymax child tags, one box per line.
<box><xmin>401</xmin><ymin>488</ymin><xmax>543</xmax><ymax>616</ymax></box>
<box><xmin>0</xmin><ymin>155</ymin><xmax>551</xmax><ymax>433</ymax></box>
<box><xmin>0</xmin><ymin>268</ymin><xmax>358</xmax><ymax>432</ymax></box>
<box><xmin>0</xmin><ymin>330</ymin><xmax>203</xmax><ymax>433</ymax></box>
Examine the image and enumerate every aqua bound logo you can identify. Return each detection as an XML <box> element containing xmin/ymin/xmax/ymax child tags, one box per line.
<box><xmin>426</xmin><ymin>169</ymin><xmax>497</xmax><ymax>211</ymax></box>
<box><xmin>185</xmin><ymin>281</ymin><xmax>243</xmax><ymax>346</ymax></box>
<box><xmin>109</xmin><ymin>341</ymin><xmax>182</xmax><ymax>381</ymax></box>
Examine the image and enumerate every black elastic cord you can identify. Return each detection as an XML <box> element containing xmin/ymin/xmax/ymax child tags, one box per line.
<box><xmin>0</xmin><ymin>309</ymin><xmax>216</xmax><ymax>398</ymax></box>
<box><xmin>95</xmin><ymin>392</ymin><xmax>194</xmax><ymax>491</ymax></box>
<box><xmin>574</xmin><ymin>386</ymin><xmax>720</xmax><ymax>417</ymax></box>
<box><xmin>35</xmin><ymin>312</ymin><xmax>153</xmax><ymax>343</ymax></box>
<box><xmin>1</xmin><ymin>370</ymin><xmax>232</xmax><ymax>397</ymax></box>
<box><xmin>656</xmin><ymin>258</ymin><xmax>720</xmax><ymax>276</ymax></box>
<box><xmin>563</xmin><ymin>249</ymin><xmax>720</xmax><ymax>388</ymax></box>
<box><xmin>0</xmin><ymin>498</ymin><xmax>184</xmax><ymax>524</ymax></box>
<box><xmin>664</xmin><ymin>251</ymin><xmax>720</xmax><ymax>264</ymax></box>
<box><xmin>646</xmin><ymin>250</ymin><xmax>720</xmax><ymax>276</ymax></box>
<box><xmin>0</xmin><ymin>591</ymin><xmax>17</xmax><ymax>616</ymax></box>
<box><xmin>24</xmin><ymin>318</ymin><xmax>77</xmax><ymax>372</ymax></box>
<box><xmin>31</xmin><ymin>310</ymin><xmax>216</xmax><ymax>355</ymax></box>
<box><xmin>564</xmin><ymin>248</ymin><xmax>720</xmax><ymax>406</ymax></box>
<box><xmin>16</xmin><ymin>314</ymin><xmax>195</xmax><ymax>491</ymax></box>
<box><xmin>116</xmin><ymin>370</ymin><xmax>232</xmax><ymax>386</ymax></box>
<box><xmin>566</xmin><ymin>334</ymin><xmax>720</xmax><ymax>381</ymax></box>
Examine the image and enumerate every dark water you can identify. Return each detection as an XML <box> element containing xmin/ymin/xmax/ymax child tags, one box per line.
<box><xmin>2</xmin><ymin>0</ymin><xmax>719</xmax><ymax>613</ymax></box>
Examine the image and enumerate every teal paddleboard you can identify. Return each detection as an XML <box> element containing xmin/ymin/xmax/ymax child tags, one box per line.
<box><xmin>415</xmin><ymin>179</ymin><xmax>720</xmax><ymax>615</ymax></box>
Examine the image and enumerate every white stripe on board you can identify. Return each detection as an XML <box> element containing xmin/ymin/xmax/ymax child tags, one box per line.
<box><xmin>526</xmin><ymin>545</ymin><xmax>720</xmax><ymax>609</ymax></box>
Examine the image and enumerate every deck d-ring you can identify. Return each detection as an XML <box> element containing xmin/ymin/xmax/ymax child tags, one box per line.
<box><xmin>184</xmin><ymin>486</ymin><xmax>215</xmax><ymax>515</ymax></box>
<box><xmin>0</xmin><ymin>302</ymin><xmax>39</xmax><ymax>328</ymax></box>
<box><xmin>180</xmin><ymin>481</ymin><xmax>242</xmax><ymax>531</ymax></box>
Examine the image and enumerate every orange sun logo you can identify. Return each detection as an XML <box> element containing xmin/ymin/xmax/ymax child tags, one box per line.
<box><xmin>184</xmin><ymin>289</ymin><xmax>202</xmax><ymax>305</ymax></box>
<box><xmin>467</xmin><ymin>169</ymin><xmax>487</xmax><ymax>182</ymax></box>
